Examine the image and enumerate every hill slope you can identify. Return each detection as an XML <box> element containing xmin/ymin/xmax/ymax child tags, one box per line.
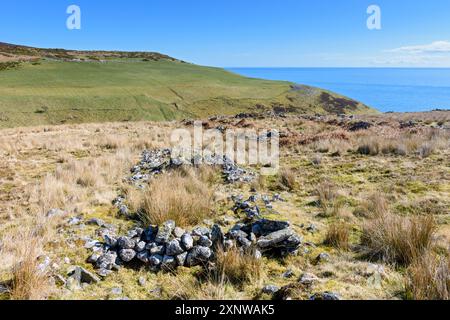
<box><xmin>0</xmin><ymin>43</ymin><xmax>375</xmax><ymax>128</ymax></box>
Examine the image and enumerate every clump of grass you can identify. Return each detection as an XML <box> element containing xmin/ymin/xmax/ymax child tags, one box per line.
<box><xmin>277</xmin><ymin>168</ymin><xmax>297</xmax><ymax>191</ymax></box>
<box><xmin>361</xmin><ymin>211</ymin><xmax>436</xmax><ymax>266</ymax></box>
<box><xmin>214</xmin><ymin>246</ymin><xmax>262</xmax><ymax>286</ymax></box>
<box><xmin>324</xmin><ymin>221</ymin><xmax>350</xmax><ymax>250</ymax></box>
<box><xmin>357</xmin><ymin>137</ymin><xmax>380</xmax><ymax>156</ymax></box>
<box><xmin>315</xmin><ymin>181</ymin><xmax>344</xmax><ymax>217</ymax></box>
<box><xmin>8</xmin><ymin>228</ymin><xmax>51</xmax><ymax>300</ymax></box>
<box><xmin>354</xmin><ymin>192</ymin><xmax>389</xmax><ymax>218</ymax></box>
<box><xmin>406</xmin><ymin>253</ymin><xmax>449</xmax><ymax>300</ymax></box>
<box><xmin>139</xmin><ymin>169</ymin><xmax>214</xmax><ymax>227</ymax></box>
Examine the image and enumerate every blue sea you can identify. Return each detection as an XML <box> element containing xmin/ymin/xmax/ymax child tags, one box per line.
<box><xmin>227</xmin><ymin>68</ymin><xmax>450</xmax><ymax>113</ymax></box>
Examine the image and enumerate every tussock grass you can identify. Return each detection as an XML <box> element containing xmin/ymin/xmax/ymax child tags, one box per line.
<box><xmin>361</xmin><ymin>211</ymin><xmax>436</xmax><ymax>266</ymax></box>
<box><xmin>139</xmin><ymin>169</ymin><xmax>214</xmax><ymax>227</ymax></box>
<box><xmin>406</xmin><ymin>253</ymin><xmax>449</xmax><ymax>300</ymax></box>
<box><xmin>277</xmin><ymin>168</ymin><xmax>297</xmax><ymax>191</ymax></box>
<box><xmin>214</xmin><ymin>246</ymin><xmax>263</xmax><ymax>286</ymax></box>
<box><xmin>324</xmin><ymin>221</ymin><xmax>350</xmax><ymax>250</ymax></box>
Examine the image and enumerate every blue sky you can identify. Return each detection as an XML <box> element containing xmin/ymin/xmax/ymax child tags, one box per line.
<box><xmin>1</xmin><ymin>0</ymin><xmax>450</xmax><ymax>67</ymax></box>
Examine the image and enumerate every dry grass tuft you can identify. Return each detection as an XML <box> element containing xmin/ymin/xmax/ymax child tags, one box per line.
<box><xmin>277</xmin><ymin>168</ymin><xmax>297</xmax><ymax>191</ymax></box>
<box><xmin>214</xmin><ymin>246</ymin><xmax>263</xmax><ymax>286</ymax></box>
<box><xmin>139</xmin><ymin>169</ymin><xmax>214</xmax><ymax>227</ymax></box>
<box><xmin>361</xmin><ymin>211</ymin><xmax>436</xmax><ymax>266</ymax></box>
<box><xmin>406</xmin><ymin>253</ymin><xmax>449</xmax><ymax>300</ymax></box>
<box><xmin>324</xmin><ymin>221</ymin><xmax>350</xmax><ymax>250</ymax></box>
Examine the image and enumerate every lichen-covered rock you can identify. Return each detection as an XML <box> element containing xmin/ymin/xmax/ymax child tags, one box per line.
<box><xmin>310</xmin><ymin>292</ymin><xmax>340</xmax><ymax>300</ymax></box>
<box><xmin>176</xmin><ymin>252</ymin><xmax>188</xmax><ymax>267</ymax></box>
<box><xmin>119</xmin><ymin>249</ymin><xmax>136</xmax><ymax>262</ymax></box>
<box><xmin>257</xmin><ymin>228</ymin><xmax>295</xmax><ymax>249</ymax></box>
<box><xmin>149</xmin><ymin>254</ymin><xmax>163</xmax><ymax>267</ymax></box>
<box><xmin>136</xmin><ymin>251</ymin><xmax>150</xmax><ymax>263</ymax></box>
<box><xmin>186</xmin><ymin>246</ymin><xmax>212</xmax><ymax>267</ymax></box>
<box><xmin>117</xmin><ymin>236</ymin><xmax>136</xmax><ymax>250</ymax></box>
<box><xmin>96</xmin><ymin>252</ymin><xmax>118</xmax><ymax>270</ymax></box>
<box><xmin>211</xmin><ymin>224</ymin><xmax>224</xmax><ymax>248</ymax></box>
<box><xmin>180</xmin><ymin>233</ymin><xmax>194</xmax><ymax>251</ymax></box>
<box><xmin>135</xmin><ymin>241</ymin><xmax>146</xmax><ymax>252</ymax></box>
<box><xmin>166</xmin><ymin>239</ymin><xmax>185</xmax><ymax>256</ymax></box>
<box><xmin>161</xmin><ymin>255</ymin><xmax>177</xmax><ymax>270</ymax></box>
<box><xmin>155</xmin><ymin>220</ymin><xmax>176</xmax><ymax>244</ymax></box>
<box><xmin>251</xmin><ymin>219</ymin><xmax>290</xmax><ymax>236</ymax></box>
<box><xmin>198</xmin><ymin>235</ymin><xmax>213</xmax><ymax>248</ymax></box>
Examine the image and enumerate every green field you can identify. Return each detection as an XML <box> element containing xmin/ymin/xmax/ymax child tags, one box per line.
<box><xmin>0</xmin><ymin>48</ymin><xmax>374</xmax><ymax>128</ymax></box>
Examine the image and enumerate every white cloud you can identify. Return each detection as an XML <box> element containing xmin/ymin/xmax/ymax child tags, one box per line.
<box><xmin>386</xmin><ymin>40</ymin><xmax>450</xmax><ymax>54</ymax></box>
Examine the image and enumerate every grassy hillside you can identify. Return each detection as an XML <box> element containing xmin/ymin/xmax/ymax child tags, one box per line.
<box><xmin>0</xmin><ymin>43</ymin><xmax>375</xmax><ymax>128</ymax></box>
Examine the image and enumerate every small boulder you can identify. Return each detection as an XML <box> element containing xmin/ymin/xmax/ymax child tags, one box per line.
<box><xmin>119</xmin><ymin>249</ymin><xmax>136</xmax><ymax>262</ymax></box>
<box><xmin>117</xmin><ymin>236</ymin><xmax>136</xmax><ymax>250</ymax></box>
<box><xmin>180</xmin><ymin>233</ymin><xmax>194</xmax><ymax>251</ymax></box>
<box><xmin>166</xmin><ymin>239</ymin><xmax>185</xmax><ymax>256</ymax></box>
<box><xmin>155</xmin><ymin>220</ymin><xmax>176</xmax><ymax>244</ymax></box>
<box><xmin>262</xmin><ymin>285</ymin><xmax>280</xmax><ymax>295</ymax></box>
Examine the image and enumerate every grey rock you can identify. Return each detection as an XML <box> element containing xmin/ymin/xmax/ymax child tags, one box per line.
<box><xmin>118</xmin><ymin>205</ymin><xmax>129</xmax><ymax>216</ymax></box>
<box><xmin>135</xmin><ymin>241</ymin><xmax>146</xmax><ymax>252</ymax></box>
<box><xmin>262</xmin><ymin>285</ymin><xmax>280</xmax><ymax>295</ymax></box>
<box><xmin>180</xmin><ymin>233</ymin><xmax>194</xmax><ymax>251</ymax></box>
<box><xmin>229</xmin><ymin>229</ymin><xmax>249</xmax><ymax>241</ymax></box>
<box><xmin>104</xmin><ymin>235</ymin><xmax>118</xmax><ymax>248</ymax></box>
<box><xmin>299</xmin><ymin>273</ymin><xmax>319</xmax><ymax>286</ymax></box>
<box><xmin>198</xmin><ymin>236</ymin><xmax>213</xmax><ymax>248</ymax></box>
<box><xmin>67</xmin><ymin>216</ymin><xmax>82</xmax><ymax>226</ymax></box>
<box><xmin>87</xmin><ymin>253</ymin><xmax>101</xmax><ymax>264</ymax></box>
<box><xmin>155</xmin><ymin>220</ymin><xmax>176</xmax><ymax>243</ymax></box>
<box><xmin>186</xmin><ymin>246</ymin><xmax>212</xmax><ymax>267</ymax></box>
<box><xmin>282</xmin><ymin>269</ymin><xmax>295</xmax><ymax>278</ymax></box>
<box><xmin>166</xmin><ymin>239</ymin><xmax>185</xmax><ymax>256</ymax></box>
<box><xmin>142</xmin><ymin>226</ymin><xmax>157</xmax><ymax>242</ymax></box>
<box><xmin>119</xmin><ymin>249</ymin><xmax>136</xmax><ymax>262</ymax></box>
<box><xmin>46</xmin><ymin>208</ymin><xmax>65</xmax><ymax>218</ymax></box>
<box><xmin>86</xmin><ymin>218</ymin><xmax>105</xmax><ymax>227</ymax></box>
<box><xmin>211</xmin><ymin>224</ymin><xmax>224</xmax><ymax>248</ymax></box>
<box><xmin>136</xmin><ymin>251</ymin><xmax>150</xmax><ymax>263</ymax></box>
<box><xmin>68</xmin><ymin>266</ymin><xmax>100</xmax><ymax>284</ymax></box>
<box><xmin>149</xmin><ymin>254</ymin><xmax>163</xmax><ymax>267</ymax></box>
<box><xmin>138</xmin><ymin>276</ymin><xmax>147</xmax><ymax>286</ymax></box>
<box><xmin>257</xmin><ymin>228</ymin><xmax>295</xmax><ymax>249</ymax></box>
<box><xmin>173</xmin><ymin>227</ymin><xmax>185</xmax><ymax>238</ymax></box>
<box><xmin>117</xmin><ymin>236</ymin><xmax>136</xmax><ymax>250</ymax></box>
<box><xmin>161</xmin><ymin>255</ymin><xmax>177</xmax><ymax>270</ymax></box>
<box><xmin>96</xmin><ymin>252</ymin><xmax>118</xmax><ymax>270</ymax></box>
<box><xmin>224</xmin><ymin>239</ymin><xmax>235</xmax><ymax>251</ymax></box>
<box><xmin>97</xmin><ymin>268</ymin><xmax>112</xmax><ymax>278</ymax></box>
<box><xmin>252</xmin><ymin>219</ymin><xmax>290</xmax><ymax>236</ymax></box>
<box><xmin>315</xmin><ymin>252</ymin><xmax>330</xmax><ymax>264</ymax></box>
<box><xmin>176</xmin><ymin>252</ymin><xmax>188</xmax><ymax>267</ymax></box>
<box><xmin>192</xmin><ymin>226</ymin><xmax>211</xmax><ymax>237</ymax></box>
<box><xmin>310</xmin><ymin>292</ymin><xmax>340</xmax><ymax>300</ymax></box>
<box><xmin>111</xmin><ymin>287</ymin><xmax>123</xmax><ymax>295</ymax></box>
<box><xmin>149</xmin><ymin>245</ymin><xmax>165</xmax><ymax>256</ymax></box>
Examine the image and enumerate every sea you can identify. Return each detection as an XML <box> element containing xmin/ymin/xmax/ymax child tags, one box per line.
<box><xmin>227</xmin><ymin>68</ymin><xmax>450</xmax><ymax>113</ymax></box>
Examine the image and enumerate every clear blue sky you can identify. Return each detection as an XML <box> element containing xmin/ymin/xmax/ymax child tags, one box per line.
<box><xmin>1</xmin><ymin>0</ymin><xmax>450</xmax><ymax>67</ymax></box>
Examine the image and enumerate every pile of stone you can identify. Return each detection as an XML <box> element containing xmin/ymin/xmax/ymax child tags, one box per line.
<box><xmin>231</xmin><ymin>193</ymin><xmax>285</xmax><ymax>219</ymax></box>
<box><xmin>128</xmin><ymin>148</ymin><xmax>255</xmax><ymax>187</ymax></box>
<box><xmin>87</xmin><ymin>218</ymin><xmax>302</xmax><ymax>277</ymax></box>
